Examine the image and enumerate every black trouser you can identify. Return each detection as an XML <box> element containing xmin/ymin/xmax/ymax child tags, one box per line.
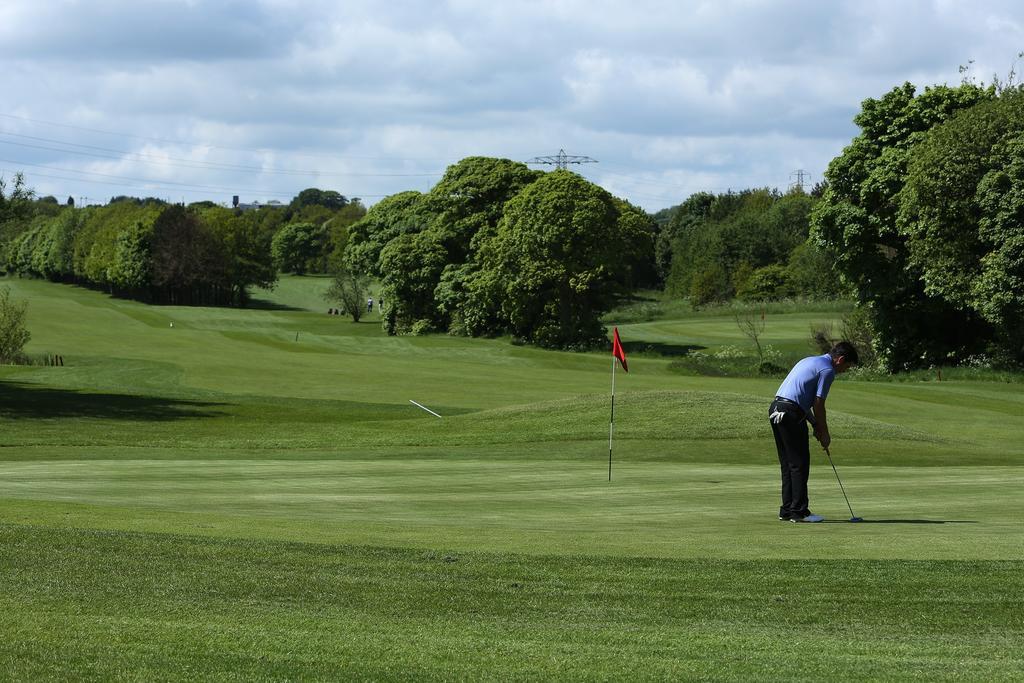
<box><xmin>769</xmin><ymin>398</ymin><xmax>810</xmax><ymax>518</ymax></box>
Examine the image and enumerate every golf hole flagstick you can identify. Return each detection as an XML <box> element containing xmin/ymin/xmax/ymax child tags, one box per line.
<box><xmin>608</xmin><ymin>328</ymin><xmax>629</xmax><ymax>481</ymax></box>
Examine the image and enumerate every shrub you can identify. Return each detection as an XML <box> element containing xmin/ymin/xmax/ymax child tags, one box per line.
<box><xmin>739</xmin><ymin>264</ymin><xmax>792</xmax><ymax>301</ymax></box>
<box><xmin>0</xmin><ymin>286</ymin><xmax>30</xmax><ymax>363</ymax></box>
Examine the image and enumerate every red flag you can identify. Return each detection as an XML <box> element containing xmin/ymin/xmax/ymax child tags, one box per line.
<box><xmin>612</xmin><ymin>327</ymin><xmax>628</xmax><ymax>372</ymax></box>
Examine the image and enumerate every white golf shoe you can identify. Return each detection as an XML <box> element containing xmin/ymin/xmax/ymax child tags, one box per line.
<box><xmin>791</xmin><ymin>514</ymin><xmax>824</xmax><ymax>523</ymax></box>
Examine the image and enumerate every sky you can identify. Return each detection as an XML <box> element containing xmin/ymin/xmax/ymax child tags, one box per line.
<box><xmin>2</xmin><ymin>0</ymin><xmax>1023</xmax><ymax>212</ymax></box>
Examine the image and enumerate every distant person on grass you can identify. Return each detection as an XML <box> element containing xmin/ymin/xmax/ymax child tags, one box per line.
<box><xmin>769</xmin><ymin>341</ymin><xmax>859</xmax><ymax>523</ymax></box>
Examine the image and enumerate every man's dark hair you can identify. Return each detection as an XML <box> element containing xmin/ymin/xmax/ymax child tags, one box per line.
<box><xmin>830</xmin><ymin>341</ymin><xmax>859</xmax><ymax>366</ymax></box>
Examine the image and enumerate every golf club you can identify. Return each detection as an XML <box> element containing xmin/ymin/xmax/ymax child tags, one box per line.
<box><xmin>823</xmin><ymin>446</ymin><xmax>863</xmax><ymax>522</ymax></box>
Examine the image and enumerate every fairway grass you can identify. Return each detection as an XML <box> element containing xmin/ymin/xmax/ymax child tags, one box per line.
<box><xmin>2</xmin><ymin>523</ymin><xmax>1022</xmax><ymax>681</ymax></box>
<box><xmin>2</xmin><ymin>276</ymin><xmax>1023</xmax><ymax>680</ymax></box>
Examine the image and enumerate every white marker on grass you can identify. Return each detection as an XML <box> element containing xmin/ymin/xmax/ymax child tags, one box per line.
<box><xmin>410</xmin><ymin>400</ymin><xmax>442</xmax><ymax>419</ymax></box>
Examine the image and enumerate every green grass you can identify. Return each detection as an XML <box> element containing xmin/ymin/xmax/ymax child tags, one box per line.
<box><xmin>2</xmin><ymin>275</ymin><xmax>1023</xmax><ymax>680</ymax></box>
<box><xmin>3</xmin><ymin>524</ymin><xmax>1022</xmax><ymax>681</ymax></box>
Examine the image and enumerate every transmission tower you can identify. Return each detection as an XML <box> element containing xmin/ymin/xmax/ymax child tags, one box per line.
<box><xmin>789</xmin><ymin>169</ymin><xmax>811</xmax><ymax>192</ymax></box>
<box><xmin>527</xmin><ymin>149</ymin><xmax>598</xmax><ymax>170</ymax></box>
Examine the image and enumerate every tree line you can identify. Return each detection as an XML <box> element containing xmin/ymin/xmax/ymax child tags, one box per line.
<box><xmin>0</xmin><ymin>185</ymin><xmax>365</xmax><ymax>306</ymax></box>
<box><xmin>5</xmin><ymin>72</ymin><xmax>1019</xmax><ymax>367</ymax></box>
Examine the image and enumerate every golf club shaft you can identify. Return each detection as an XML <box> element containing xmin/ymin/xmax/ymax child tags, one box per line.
<box><xmin>824</xmin><ymin>447</ymin><xmax>857</xmax><ymax>519</ymax></box>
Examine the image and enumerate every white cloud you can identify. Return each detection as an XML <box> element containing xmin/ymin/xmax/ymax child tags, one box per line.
<box><xmin>2</xmin><ymin>0</ymin><xmax>1023</xmax><ymax>210</ymax></box>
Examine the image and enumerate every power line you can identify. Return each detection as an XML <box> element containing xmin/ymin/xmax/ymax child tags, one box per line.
<box><xmin>0</xmin><ymin>132</ymin><xmax>446</xmax><ymax>178</ymax></box>
<box><xmin>0</xmin><ymin>162</ymin><xmax>395</xmax><ymax>200</ymax></box>
<box><xmin>0</xmin><ymin>112</ymin><xmax>450</xmax><ymax>163</ymax></box>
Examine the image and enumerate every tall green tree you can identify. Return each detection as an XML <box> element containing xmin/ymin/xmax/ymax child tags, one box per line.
<box><xmin>200</xmin><ymin>207</ymin><xmax>278</xmax><ymax>304</ymax></box>
<box><xmin>478</xmin><ymin>170</ymin><xmax>641</xmax><ymax>348</ymax></box>
<box><xmin>107</xmin><ymin>221</ymin><xmax>152</xmax><ymax>295</ymax></box>
<box><xmin>898</xmin><ymin>89</ymin><xmax>1024</xmax><ymax>362</ymax></box>
<box><xmin>812</xmin><ymin>81</ymin><xmax>996</xmax><ymax>368</ymax></box>
<box><xmin>658</xmin><ymin>192</ymin><xmax>713</xmax><ymax>283</ymax></box>
<box><xmin>150</xmin><ymin>205</ymin><xmax>229</xmax><ymax>305</ymax></box>
<box><xmin>0</xmin><ymin>172</ymin><xmax>34</xmax><ymax>224</ymax></box>
<box><xmin>345</xmin><ymin>191</ymin><xmax>433</xmax><ymax>276</ymax></box>
<box><xmin>378</xmin><ymin>231</ymin><xmax>448</xmax><ymax>335</ymax></box>
<box><xmin>290</xmin><ymin>188</ymin><xmax>348</xmax><ymax>211</ymax></box>
<box><xmin>271</xmin><ymin>222</ymin><xmax>325</xmax><ymax>275</ymax></box>
<box><xmin>422</xmin><ymin>157</ymin><xmax>544</xmax><ymax>334</ymax></box>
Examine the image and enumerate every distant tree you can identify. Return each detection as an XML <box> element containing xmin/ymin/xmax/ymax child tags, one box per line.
<box><xmin>658</xmin><ymin>191</ymin><xmax>713</xmax><ymax>282</ymax></box>
<box><xmin>324</xmin><ymin>262</ymin><xmax>371</xmax><ymax>322</ymax></box>
<box><xmin>66</xmin><ymin>196</ymin><xmax>75</xmax><ymax>207</ymax></box>
<box><xmin>0</xmin><ymin>172</ymin><xmax>35</xmax><ymax>224</ymax></box>
<box><xmin>72</xmin><ymin>201</ymin><xmax>163</xmax><ymax>289</ymax></box>
<box><xmin>345</xmin><ymin>191</ymin><xmax>433</xmax><ymax>276</ymax></box>
<box><xmin>785</xmin><ymin>241</ymin><xmax>845</xmax><ymax>299</ymax></box>
<box><xmin>42</xmin><ymin>209</ymin><xmax>82</xmax><ymax>281</ymax></box>
<box><xmin>271</xmin><ymin>222</ymin><xmax>325</xmax><ymax>275</ymax></box>
<box><xmin>612</xmin><ymin>197</ymin><xmax>658</xmax><ymax>289</ymax></box>
<box><xmin>738</xmin><ymin>264</ymin><xmax>792</xmax><ymax>301</ymax></box>
<box><xmin>419</xmin><ymin>157</ymin><xmax>543</xmax><ymax>333</ymax></box>
<box><xmin>378</xmin><ymin>230</ymin><xmax>448</xmax><ymax>334</ymax></box>
<box><xmin>0</xmin><ymin>285</ymin><xmax>30</xmax><ymax>363</ymax></box>
<box><xmin>666</xmin><ymin>189</ymin><xmax>809</xmax><ymax>303</ymax></box>
<box><xmin>150</xmin><ymin>205</ymin><xmax>229</xmax><ymax>305</ymax></box>
<box><xmin>324</xmin><ymin>201</ymin><xmax>367</xmax><ymax>271</ymax></box>
<box><xmin>109</xmin><ymin>196</ymin><xmax>142</xmax><ymax>205</ymax></box>
<box><xmin>33</xmin><ymin>198</ymin><xmax>63</xmax><ymax>218</ymax></box>
<box><xmin>216</xmin><ymin>210</ymin><xmax>278</xmax><ymax>303</ymax></box>
<box><xmin>290</xmin><ymin>188</ymin><xmax>348</xmax><ymax>211</ymax></box>
<box><xmin>107</xmin><ymin>221</ymin><xmax>152</xmax><ymax>295</ymax></box>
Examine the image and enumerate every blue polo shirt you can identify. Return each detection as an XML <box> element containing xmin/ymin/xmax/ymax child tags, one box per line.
<box><xmin>775</xmin><ymin>353</ymin><xmax>835</xmax><ymax>413</ymax></box>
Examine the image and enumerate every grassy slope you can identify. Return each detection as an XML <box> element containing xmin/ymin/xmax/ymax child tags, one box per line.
<box><xmin>1</xmin><ymin>276</ymin><xmax>1023</xmax><ymax>680</ymax></box>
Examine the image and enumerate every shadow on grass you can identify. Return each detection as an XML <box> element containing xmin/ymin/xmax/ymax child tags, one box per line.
<box><xmin>822</xmin><ymin>519</ymin><xmax>978</xmax><ymax>524</ymax></box>
<box><xmin>0</xmin><ymin>382</ymin><xmax>227</xmax><ymax>421</ymax></box>
<box><xmin>245</xmin><ymin>297</ymin><xmax>305</xmax><ymax>312</ymax></box>
<box><xmin>622</xmin><ymin>341</ymin><xmax>705</xmax><ymax>358</ymax></box>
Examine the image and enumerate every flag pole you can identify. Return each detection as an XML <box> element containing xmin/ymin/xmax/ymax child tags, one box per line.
<box><xmin>609</xmin><ymin>353</ymin><xmax>616</xmax><ymax>481</ymax></box>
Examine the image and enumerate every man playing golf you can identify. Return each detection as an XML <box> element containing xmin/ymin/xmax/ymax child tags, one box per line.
<box><xmin>769</xmin><ymin>341</ymin><xmax>859</xmax><ymax>522</ymax></box>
